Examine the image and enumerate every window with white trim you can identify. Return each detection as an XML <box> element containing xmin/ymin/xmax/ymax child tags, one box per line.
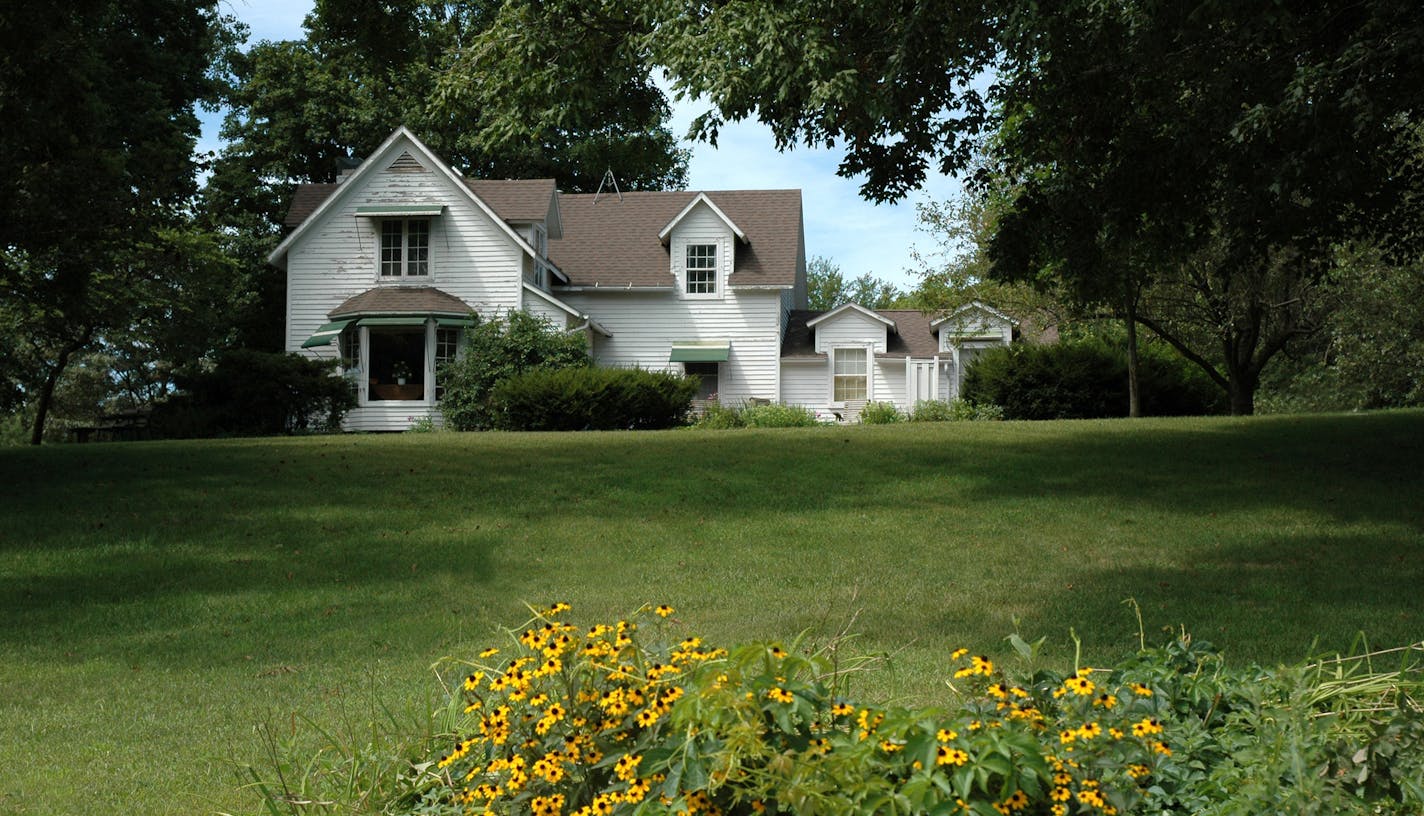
<box><xmin>685</xmin><ymin>243</ymin><xmax>717</xmax><ymax>294</ymax></box>
<box><xmin>380</xmin><ymin>219</ymin><xmax>430</xmax><ymax>277</ymax></box>
<box><xmin>833</xmin><ymin>347</ymin><xmax>868</xmax><ymax>402</ymax></box>
<box><xmin>434</xmin><ymin>327</ymin><xmax>460</xmax><ymax>400</ymax></box>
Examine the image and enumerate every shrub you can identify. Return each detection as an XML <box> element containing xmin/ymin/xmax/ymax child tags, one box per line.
<box><xmin>692</xmin><ymin>402</ymin><xmax>820</xmax><ymax>429</ymax></box>
<box><xmin>910</xmin><ymin>399</ymin><xmax>1004</xmax><ymax>422</ymax></box>
<box><xmin>739</xmin><ymin>402</ymin><xmax>818</xmax><ymax>427</ymax></box>
<box><xmin>693</xmin><ymin>401</ymin><xmax>745</xmax><ymax>429</ymax></box>
<box><xmin>148</xmin><ymin>349</ymin><xmax>354</xmax><ymax>438</ymax></box>
<box><xmin>440</xmin><ymin>312</ymin><xmax>590</xmax><ymax>431</ymax></box>
<box><xmin>963</xmin><ymin>339</ymin><xmax>1224</xmax><ymax>420</ymax></box>
<box><xmin>488</xmin><ymin>367</ymin><xmax>697</xmax><ymax>431</ymax></box>
<box><xmin>298</xmin><ymin>607</ymin><xmax>1424</xmax><ymax>816</ymax></box>
<box><xmin>858</xmin><ymin>401</ymin><xmax>903</xmax><ymax>424</ymax></box>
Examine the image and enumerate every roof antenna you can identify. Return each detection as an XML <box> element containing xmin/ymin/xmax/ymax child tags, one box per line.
<box><xmin>593</xmin><ymin>168</ymin><xmax>622</xmax><ymax>204</ymax></box>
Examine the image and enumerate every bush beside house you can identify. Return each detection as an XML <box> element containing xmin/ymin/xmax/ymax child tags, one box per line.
<box><xmin>963</xmin><ymin>339</ymin><xmax>1224</xmax><ymax>420</ymax></box>
<box><xmin>489</xmin><ymin>367</ymin><xmax>698</xmax><ymax>431</ymax></box>
<box><xmin>148</xmin><ymin>350</ymin><xmax>354</xmax><ymax>437</ymax></box>
<box><xmin>439</xmin><ymin>312</ymin><xmax>590</xmax><ymax>431</ymax></box>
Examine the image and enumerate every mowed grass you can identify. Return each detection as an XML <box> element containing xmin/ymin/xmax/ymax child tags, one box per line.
<box><xmin>1</xmin><ymin>412</ymin><xmax>1422</xmax><ymax>815</ymax></box>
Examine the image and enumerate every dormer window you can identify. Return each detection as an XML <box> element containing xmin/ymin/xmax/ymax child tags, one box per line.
<box><xmin>686</xmin><ymin>244</ymin><xmax>717</xmax><ymax>294</ymax></box>
<box><xmin>380</xmin><ymin>219</ymin><xmax>430</xmax><ymax>277</ymax></box>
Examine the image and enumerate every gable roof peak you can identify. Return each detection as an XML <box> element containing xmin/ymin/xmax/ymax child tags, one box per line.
<box><xmin>657</xmin><ymin>191</ymin><xmax>748</xmax><ymax>244</ymax></box>
<box><xmin>805</xmin><ymin>302</ymin><xmax>898</xmax><ymax>331</ymax></box>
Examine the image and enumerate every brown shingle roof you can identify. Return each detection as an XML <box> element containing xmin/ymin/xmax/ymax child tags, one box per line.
<box><xmin>465</xmin><ymin>179</ymin><xmax>556</xmax><ymax>221</ymax></box>
<box><xmin>284</xmin><ymin>183</ymin><xmax>339</xmax><ymax>228</ymax></box>
<box><xmin>781</xmin><ymin>308</ymin><xmax>947</xmax><ymax>359</ymax></box>
<box><xmin>282</xmin><ymin>179</ymin><xmax>557</xmax><ymax>228</ymax></box>
<box><xmin>329</xmin><ymin>286</ymin><xmax>472</xmax><ymax>318</ymax></box>
<box><xmin>548</xmin><ymin>190</ymin><xmax>802</xmax><ymax>288</ymax></box>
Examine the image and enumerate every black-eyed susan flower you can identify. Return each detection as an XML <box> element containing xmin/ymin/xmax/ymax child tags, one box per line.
<box><xmin>766</xmin><ymin>687</ymin><xmax>794</xmax><ymax>704</ymax></box>
<box><xmin>936</xmin><ymin>746</ymin><xmax>969</xmax><ymax>766</ymax></box>
<box><xmin>479</xmin><ymin>647</ymin><xmax>500</xmax><ymax>658</ymax></box>
<box><xmin>654</xmin><ymin>605</ymin><xmax>674</xmax><ymax>617</ymax></box>
<box><xmin>1132</xmin><ymin>717</ymin><xmax>1163</xmax><ymax>737</ymax></box>
<box><xmin>832</xmin><ymin>702</ymin><xmax>854</xmax><ymax>717</ymax></box>
<box><xmin>936</xmin><ymin>728</ymin><xmax>958</xmax><ymax>742</ymax></box>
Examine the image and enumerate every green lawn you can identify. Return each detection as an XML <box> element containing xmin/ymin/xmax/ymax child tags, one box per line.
<box><xmin>2</xmin><ymin>412</ymin><xmax>1421</xmax><ymax>815</ymax></box>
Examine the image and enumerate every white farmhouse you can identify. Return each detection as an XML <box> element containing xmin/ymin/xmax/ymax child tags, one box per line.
<box><xmin>272</xmin><ymin>127</ymin><xmax>1012</xmax><ymax>430</ymax></box>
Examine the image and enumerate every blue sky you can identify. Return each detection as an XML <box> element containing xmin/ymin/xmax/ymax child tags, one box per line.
<box><xmin>208</xmin><ymin>0</ymin><xmax>963</xmax><ymax>290</ymax></box>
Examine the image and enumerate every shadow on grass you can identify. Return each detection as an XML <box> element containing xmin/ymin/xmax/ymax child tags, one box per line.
<box><xmin>1</xmin><ymin>411</ymin><xmax>1419</xmax><ymax>662</ymax></box>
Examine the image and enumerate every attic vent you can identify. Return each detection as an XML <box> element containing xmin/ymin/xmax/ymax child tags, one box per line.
<box><xmin>387</xmin><ymin>151</ymin><xmax>426</xmax><ymax>173</ymax></box>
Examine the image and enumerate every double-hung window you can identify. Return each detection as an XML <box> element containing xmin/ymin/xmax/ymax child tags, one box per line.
<box><xmin>685</xmin><ymin>244</ymin><xmax>717</xmax><ymax>295</ymax></box>
<box><xmin>833</xmin><ymin>348</ymin><xmax>868</xmax><ymax>402</ymax></box>
<box><xmin>380</xmin><ymin>219</ymin><xmax>430</xmax><ymax>277</ymax></box>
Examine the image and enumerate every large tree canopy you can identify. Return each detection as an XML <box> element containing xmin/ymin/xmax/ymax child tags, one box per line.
<box><xmin>984</xmin><ymin>0</ymin><xmax>1424</xmax><ymax>413</ymax></box>
<box><xmin>459</xmin><ymin>0</ymin><xmax>1424</xmax><ymax>415</ymax></box>
<box><xmin>0</xmin><ymin>0</ymin><xmax>232</xmax><ymax>442</ymax></box>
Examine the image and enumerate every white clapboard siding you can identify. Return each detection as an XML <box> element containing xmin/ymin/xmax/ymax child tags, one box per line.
<box><xmin>872</xmin><ymin>359</ymin><xmax>909</xmax><ymax>412</ymax></box>
<box><xmin>343</xmin><ymin>402</ymin><xmax>441</xmax><ymax>432</ymax></box>
<box><xmin>562</xmin><ymin>290</ymin><xmax>783</xmax><ymax>404</ymax></box>
<box><xmin>780</xmin><ymin>360</ymin><xmax>828</xmax><ymax>409</ymax></box>
<box><xmin>812</xmin><ymin>311</ymin><xmax>889</xmax><ymax>354</ymax></box>
<box><xmin>285</xmin><ymin>140</ymin><xmax>522</xmax><ymax>356</ymax></box>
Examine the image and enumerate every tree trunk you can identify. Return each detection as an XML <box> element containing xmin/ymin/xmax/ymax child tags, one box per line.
<box><xmin>1227</xmin><ymin>366</ymin><xmax>1258</xmax><ymax>416</ymax></box>
<box><xmin>29</xmin><ymin>338</ymin><xmax>84</xmax><ymax>445</ymax></box>
<box><xmin>1125</xmin><ymin>295</ymin><xmax>1141</xmax><ymax>418</ymax></box>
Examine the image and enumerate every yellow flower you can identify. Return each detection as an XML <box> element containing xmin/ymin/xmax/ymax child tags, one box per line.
<box><xmin>1129</xmin><ymin>683</ymin><xmax>1153</xmax><ymax>697</ymax></box>
<box><xmin>950</xmin><ymin>648</ymin><xmax>969</xmax><ymax>660</ymax></box>
<box><xmin>766</xmin><ymin>687</ymin><xmax>795</xmax><ymax>704</ymax></box>
<box><xmin>479</xmin><ymin>647</ymin><xmax>500</xmax><ymax>658</ymax></box>
<box><xmin>1132</xmin><ymin>717</ymin><xmax>1164</xmax><ymax>737</ymax></box>
<box><xmin>880</xmin><ymin>739</ymin><xmax>903</xmax><ymax>753</ymax></box>
<box><xmin>936</xmin><ymin>728</ymin><xmax>958</xmax><ymax>743</ymax></box>
<box><xmin>936</xmin><ymin>746</ymin><xmax>969</xmax><ymax>766</ymax></box>
<box><xmin>1005</xmin><ymin>790</ymin><xmax>1029</xmax><ymax>811</ymax></box>
<box><xmin>655</xmin><ymin>605</ymin><xmax>675</xmax><ymax>617</ymax></box>
<box><xmin>832</xmin><ymin>702</ymin><xmax>854</xmax><ymax>717</ymax></box>
<box><xmin>1077</xmin><ymin>722</ymin><xmax>1102</xmax><ymax>740</ymax></box>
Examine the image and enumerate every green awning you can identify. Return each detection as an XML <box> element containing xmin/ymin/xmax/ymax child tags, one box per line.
<box><xmin>437</xmin><ymin>316</ymin><xmax>476</xmax><ymax>328</ymax></box>
<box><xmin>359</xmin><ymin>316</ymin><xmax>428</xmax><ymax>327</ymax></box>
<box><xmin>301</xmin><ymin>319</ymin><xmax>353</xmax><ymax>348</ymax></box>
<box><xmin>354</xmin><ymin>204</ymin><xmax>444</xmax><ymax>217</ymax></box>
<box><xmin>669</xmin><ymin>341</ymin><xmax>730</xmax><ymax>363</ymax></box>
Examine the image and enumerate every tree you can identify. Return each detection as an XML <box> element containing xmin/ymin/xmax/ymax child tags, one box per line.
<box><xmin>0</xmin><ymin>0</ymin><xmax>233</xmax><ymax>443</ymax></box>
<box><xmin>805</xmin><ymin>256</ymin><xmax>903</xmax><ymax>311</ymax></box>
<box><xmin>908</xmin><ymin>196</ymin><xmax>1072</xmax><ymax>333</ymax></box>
<box><xmin>461</xmin><ymin>0</ymin><xmax>1424</xmax><ymax>414</ymax></box>
<box><xmin>981</xmin><ymin>1</ymin><xmax>1424</xmax><ymax>414</ymax></box>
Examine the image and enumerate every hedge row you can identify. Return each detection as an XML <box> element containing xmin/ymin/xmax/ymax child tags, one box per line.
<box><xmin>489</xmin><ymin>366</ymin><xmax>697</xmax><ymax>430</ymax></box>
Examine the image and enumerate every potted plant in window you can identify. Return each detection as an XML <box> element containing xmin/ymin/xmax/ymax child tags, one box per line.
<box><xmin>391</xmin><ymin>360</ymin><xmax>413</xmax><ymax>386</ymax></box>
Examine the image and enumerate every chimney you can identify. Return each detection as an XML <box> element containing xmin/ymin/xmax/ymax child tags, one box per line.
<box><xmin>335</xmin><ymin>156</ymin><xmax>362</xmax><ymax>184</ymax></box>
